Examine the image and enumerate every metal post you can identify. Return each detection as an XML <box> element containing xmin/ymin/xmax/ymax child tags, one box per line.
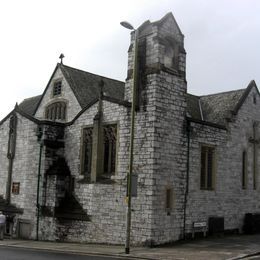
<box><xmin>183</xmin><ymin>120</ymin><xmax>190</xmax><ymax>239</ymax></box>
<box><xmin>125</xmin><ymin>28</ymin><xmax>138</xmax><ymax>254</ymax></box>
<box><xmin>253</xmin><ymin>122</ymin><xmax>257</xmax><ymax>189</ymax></box>
<box><xmin>36</xmin><ymin>127</ymin><xmax>43</xmax><ymax>241</ymax></box>
<box><xmin>36</xmin><ymin>141</ymin><xmax>42</xmax><ymax>241</ymax></box>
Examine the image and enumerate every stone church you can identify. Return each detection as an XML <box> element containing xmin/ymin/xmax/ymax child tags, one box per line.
<box><xmin>0</xmin><ymin>12</ymin><xmax>260</xmax><ymax>245</ymax></box>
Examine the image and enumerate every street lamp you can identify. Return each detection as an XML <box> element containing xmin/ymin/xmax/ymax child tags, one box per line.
<box><xmin>120</xmin><ymin>20</ymin><xmax>138</xmax><ymax>254</ymax></box>
<box><xmin>36</xmin><ymin>125</ymin><xmax>43</xmax><ymax>241</ymax></box>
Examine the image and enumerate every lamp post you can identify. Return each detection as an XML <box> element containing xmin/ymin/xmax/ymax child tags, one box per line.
<box><xmin>120</xmin><ymin>20</ymin><xmax>138</xmax><ymax>254</ymax></box>
<box><xmin>36</xmin><ymin>126</ymin><xmax>43</xmax><ymax>241</ymax></box>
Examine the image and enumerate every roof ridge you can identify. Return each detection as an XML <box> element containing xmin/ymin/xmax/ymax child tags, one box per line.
<box><xmin>61</xmin><ymin>64</ymin><xmax>125</xmax><ymax>84</ymax></box>
<box><xmin>200</xmin><ymin>88</ymin><xmax>246</xmax><ymax>98</ymax></box>
<box><xmin>21</xmin><ymin>94</ymin><xmax>42</xmax><ymax>102</ymax></box>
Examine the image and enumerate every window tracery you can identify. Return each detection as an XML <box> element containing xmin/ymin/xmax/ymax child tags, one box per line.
<box><xmin>45</xmin><ymin>102</ymin><xmax>66</xmax><ymax>121</ymax></box>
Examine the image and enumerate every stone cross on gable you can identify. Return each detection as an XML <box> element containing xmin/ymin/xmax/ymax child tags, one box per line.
<box><xmin>59</xmin><ymin>53</ymin><xmax>65</xmax><ymax>64</ymax></box>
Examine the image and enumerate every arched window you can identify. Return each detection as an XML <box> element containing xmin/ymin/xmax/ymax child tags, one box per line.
<box><xmin>103</xmin><ymin>125</ymin><xmax>117</xmax><ymax>175</ymax></box>
<box><xmin>45</xmin><ymin>102</ymin><xmax>66</xmax><ymax>121</ymax></box>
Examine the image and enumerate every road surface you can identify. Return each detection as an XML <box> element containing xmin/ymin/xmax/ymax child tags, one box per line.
<box><xmin>0</xmin><ymin>246</ymin><xmax>127</xmax><ymax>260</ymax></box>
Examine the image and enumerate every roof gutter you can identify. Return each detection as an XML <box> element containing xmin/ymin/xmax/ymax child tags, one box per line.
<box><xmin>186</xmin><ymin>117</ymin><xmax>227</xmax><ymax>130</ymax></box>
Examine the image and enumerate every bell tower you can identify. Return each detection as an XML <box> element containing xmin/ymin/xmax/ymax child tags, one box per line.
<box><xmin>125</xmin><ymin>12</ymin><xmax>186</xmax><ymax>110</ymax></box>
<box><xmin>124</xmin><ymin>12</ymin><xmax>188</xmax><ymax>244</ymax></box>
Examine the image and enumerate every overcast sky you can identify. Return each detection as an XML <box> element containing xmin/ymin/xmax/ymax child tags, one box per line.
<box><xmin>0</xmin><ymin>0</ymin><xmax>259</xmax><ymax>119</ymax></box>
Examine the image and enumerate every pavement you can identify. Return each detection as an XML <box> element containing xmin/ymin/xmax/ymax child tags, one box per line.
<box><xmin>0</xmin><ymin>234</ymin><xmax>260</xmax><ymax>260</ymax></box>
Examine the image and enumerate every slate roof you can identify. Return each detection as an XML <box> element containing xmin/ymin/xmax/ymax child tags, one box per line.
<box><xmin>200</xmin><ymin>89</ymin><xmax>246</xmax><ymax>125</ymax></box>
<box><xmin>18</xmin><ymin>64</ymin><xmax>125</xmax><ymax>116</ymax></box>
<box><xmin>17</xmin><ymin>62</ymin><xmax>256</xmax><ymax>128</ymax></box>
<box><xmin>60</xmin><ymin>64</ymin><xmax>125</xmax><ymax>108</ymax></box>
<box><xmin>186</xmin><ymin>88</ymin><xmax>247</xmax><ymax>126</ymax></box>
<box><xmin>18</xmin><ymin>95</ymin><xmax>42</xmax><ymax>116</ymax></box>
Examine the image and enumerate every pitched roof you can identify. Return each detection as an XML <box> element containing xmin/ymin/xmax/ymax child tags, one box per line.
<box><xmin>18</xmin><ymin>64</ymin><xmax>125</xmax><ymax>117</ymax></box>
<box><xmin>60</xmin><ymin>64</ymin><xmax>125</xmax><ymax>108</ymax></box>
<box><xmin>18</xmin><ymin>95</ymin><xmax>42</xmax><ymax>116</ymax></box>
<box><xmin>200</xmin><ymin>89</ymin><xmax>245</xmax><ymax>125</ymax></box>
<box><xmin>17</xmin><ymin>61</ymin><xmax>257</xmax><ymax>128</ymax></box>
<box><xmin>186</xmin><ymin>81</ymin><xmax>258</xmax><ymax>126</ymax></box>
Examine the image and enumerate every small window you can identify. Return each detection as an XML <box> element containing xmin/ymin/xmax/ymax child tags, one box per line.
<box><xmin>253</xmin><ymin>94</ymin><xmax>257</xmax><ymax>105</ymax></box>
<box><xmin>242</xmin><ymin>151</ymin><xmax>247</xmax><ymax>189</ymax></box>
<box><xmin>53</xmin><ymin>81</ymin><xmax>62</xmax><ymax>96</ymax></box>
<box><xmin>12</xmin><ymin>182</ymin><xmax>20</xmax><ymax>194</ymax></box>
<box><xmin>200</xmin><ymin>146</ymin><xmax>216</xmax><ymax>190</ymax></box>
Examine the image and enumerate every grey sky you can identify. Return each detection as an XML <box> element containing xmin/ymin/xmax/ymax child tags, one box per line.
<box><xmin>0</xmin><ymin>0</ymin><xmax>259</xmax><ymax>119</ymax></box>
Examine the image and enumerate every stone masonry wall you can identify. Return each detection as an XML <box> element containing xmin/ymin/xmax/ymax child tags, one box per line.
<box><xmin>132</xmin><ymin>17</ymin><xmax>187</xmax><ymax>245</ymax></box>
<box><xmin>53</xmin><ymin>99</ymin><xmax>156</xmax><ymax>245</ymax></box>
<box><xmin>37</xmin><ymin>94</ymin><xmax>165</xmax><ymax>245</ymax></box>
<box><xmin>186</xmin><ymin>123</ymin><xmax>227</xmax><ymax>233</ymax></box>
<box><xmin>0</xmin><ymin>113</ymin><xmax>40</xmax><ymax>238</ymax></box>
<box><xmin>0</xmin><ymin>118</ymin><xmax>10</xmax><ymax>198</ymax></box>
<box><xmin>124</xmin><ymin>15</ymin><xmax>188</xmax><ymax>245</ymax></box>
<box><xmin>186</xmin><ymin>86</ymin><xmax>260</xmax><ymax>234</ymax></box>
<box><xmin>149</xmin><ymin>73</ymin><xmax>187</xmax><ymax>244</ymax></box>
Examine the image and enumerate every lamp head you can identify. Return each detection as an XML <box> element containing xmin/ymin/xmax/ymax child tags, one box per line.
<box><xmin>120</xmin><ymin>21</ymin><xmax>134</xmax><ymax>30</ymax></box>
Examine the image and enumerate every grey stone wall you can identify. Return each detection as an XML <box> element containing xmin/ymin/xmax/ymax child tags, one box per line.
<box><xmin>11</xmin><ymin>114</ymin><xmax>39</xmax><ymax>219</ymax></box>
<box><xmin>0</xmin><ymin>113</ymin><xmax>40</xmax><ymax>239</ymax></box>
<box><xmin>0</xmin><ymin>118</ymin><xmax>9</xmax><ymax>197</ymax></box>
<box><xmin>147</xmin><ymin>73</ymin><xmax>187</xmax><ymax>244</ymax></box>
<box><xmin>186</xmin><ymin>86</ymin><xmax>260</xmax><ymax>234</ymax></box>
<box><xmin>123</xmin><ymin>15</ymin><xmax>188</xmax><ymax>245</ymax></box>
<box><xmin>55</xmin><ymin>99</ymin><xmax>155</xmax><ymax>245</ymax></box>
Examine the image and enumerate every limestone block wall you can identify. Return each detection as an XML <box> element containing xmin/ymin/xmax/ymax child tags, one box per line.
<box><xmin>11</xmin><ymin>114</ymin><xmax>39</xmax><ymax>212</ymax></box>
<box><xmin>0</xmin><ymin>118</ymin><xmax>10</xmax><ymax>197</ymax></box>
<box><xmin>35</xmin><ymin>67</ymin><xmax>81</xmax><ymax>121</ymax></box>
<box><xmin>125</xmin><ymin>17</ymin><xmax>185</xmax><ymax>103</ymax></box>
<box><xmin>39</xmin><ymin>98</ymin><xmax>158</xmax><ymax>245</ymax></box>
<box><xmin>185</xmin><ymin>123</ymin><xmax>227</xmax><ymax>232</ymax></box>
<box><xmin>145</xmin><ymin>73</ymin><xmax>187</xmax><ymax>245</ymax></box>
<box><xmin>124</xmin><ymin>15</ymin><xmax>187</xmax><ymax>245</ymax></box>
<box><xmin>60</xmin><ymin>101</ymin><xmax>130</xmax><ymax>244</ymax></box>
<box><xmin>186</xmin><ymin>86</ymin><xmax>260</xmax><ymax>234</ymax></box>
<box><xmin>9</xmin><ymin>114</ymin><xmax>39</xmax><ymax>238</ymax></box>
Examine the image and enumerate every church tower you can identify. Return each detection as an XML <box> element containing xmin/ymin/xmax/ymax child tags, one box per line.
<box><xmin>125</xmin><ymin>13</ymin><xmax>188</xmax><ymax>244</ymax></box>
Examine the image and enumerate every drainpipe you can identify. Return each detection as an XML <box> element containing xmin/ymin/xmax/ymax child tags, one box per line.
<box><xmin>36</xmin><ymin>126</ymin><xmax>43</xmax><ymax>241</ymax></box>
<box><xmin>6</xmin><ymin>114</ymin><xmax>17</xmax><ymax>204</ymax></box>
<box><xmin>183</xmin><ymin>120</ymin><xmax>190</xmax><ymax>238</ymax></box>
<box><xmin>6</xmin><ymin>156</ymin><xmax>14</xmax><ymax>204</ymax></box>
